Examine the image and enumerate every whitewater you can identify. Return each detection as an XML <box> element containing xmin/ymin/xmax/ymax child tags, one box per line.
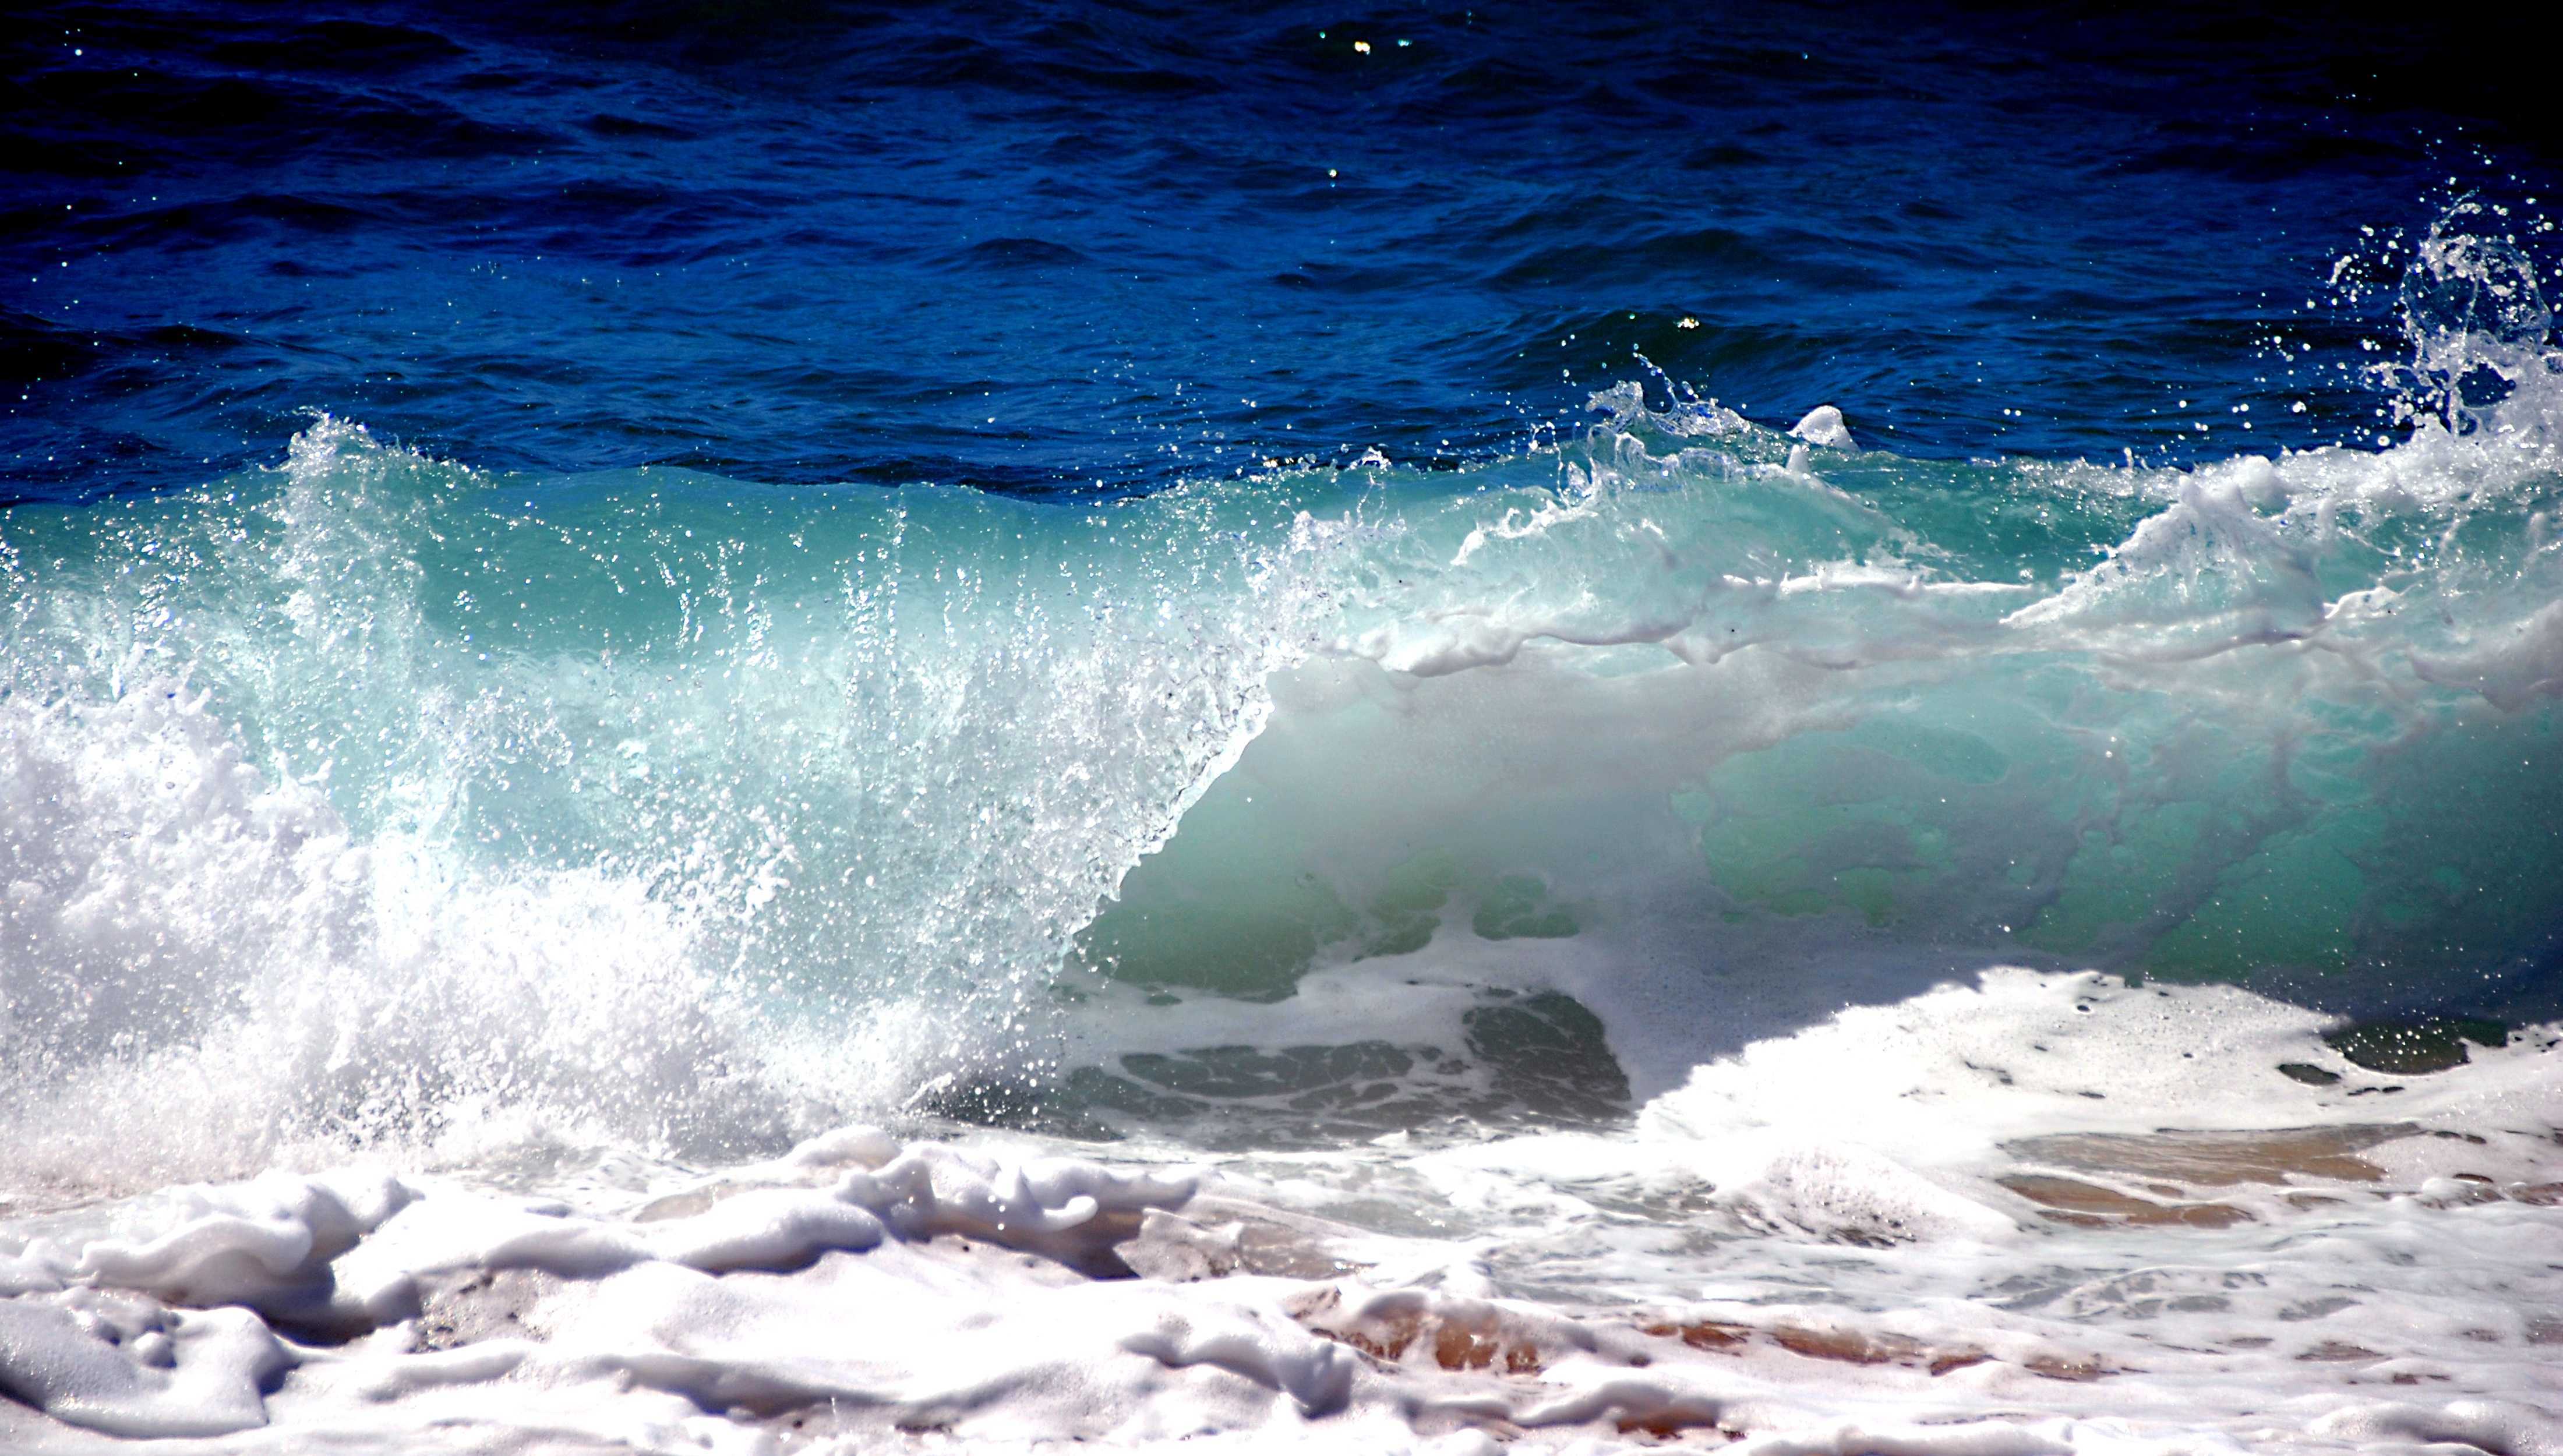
<box><xmin>3</xmin><ymin>193</ymin><xmax>2561</xmax><ymax>1450</ymax></box>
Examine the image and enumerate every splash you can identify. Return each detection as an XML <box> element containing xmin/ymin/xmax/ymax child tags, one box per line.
<box><xmin>1</xmin><ymin>421</ymin><xmax>1333</xmax><ymax>1188</ymax></box>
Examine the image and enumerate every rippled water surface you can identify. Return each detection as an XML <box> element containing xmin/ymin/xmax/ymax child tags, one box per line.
<box><xmin>7</xmin><ymin>1</ymin><xmax>2558</xmax><ymax>499</ymax></box>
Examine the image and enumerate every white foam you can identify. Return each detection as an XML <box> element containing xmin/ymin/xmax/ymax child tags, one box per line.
<box><xmin>19</xmin><ymin>973</ymin><xmax>2552</xmax><ymax>1453</ymax></box>
<box><xmin>1790</xmin><ymin>405</ymin><xmax>1857</xmax><ymax>450</ymax></box>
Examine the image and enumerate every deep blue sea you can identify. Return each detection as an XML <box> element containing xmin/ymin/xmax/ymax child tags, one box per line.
<box><xmin>9</xmin><ymin>1</ymin><xmax>2560</xmax><ymax>500</ymax></box>
<box><xmin>5</xmin><ymin>1</ymin><xmax>2563</xmax><ymax>1154</ymax></box>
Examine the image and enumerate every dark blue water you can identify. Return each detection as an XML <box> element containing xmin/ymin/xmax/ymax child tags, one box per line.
<box><xmin>6</xmin><ymin>0</ymin><xmax>2558</xmax><ymax>503</ymax></box>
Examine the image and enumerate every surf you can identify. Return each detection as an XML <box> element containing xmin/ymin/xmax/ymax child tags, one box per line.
<box><xmin>7</xmin><ymin>212</ymin><xmax>2563</xmax><ymax>1183</ymax></box>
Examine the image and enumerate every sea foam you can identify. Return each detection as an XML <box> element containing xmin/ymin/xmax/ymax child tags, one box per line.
<box><xmin>3</xmin><ymin>973</ymin><xmax>2555</xmax><ymax>1453</ymax></box>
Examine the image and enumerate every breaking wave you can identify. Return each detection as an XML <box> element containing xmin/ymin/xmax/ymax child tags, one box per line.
<box><xmin>6</xmin><ymin>210</ymin><xmax>2563</xmax><ymax>1184</ymax></box>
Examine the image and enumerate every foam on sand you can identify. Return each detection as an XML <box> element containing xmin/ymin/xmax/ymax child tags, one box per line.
<box><xmin>5</xmin><ymin>972</ymin><xmax>2555</xmax><ymax>1453</ymax></box>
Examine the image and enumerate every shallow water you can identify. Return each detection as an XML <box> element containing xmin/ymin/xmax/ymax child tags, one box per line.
<box><xmin>3</xmin><ymin>3</ymin><xmax>2561</xmax><ymax>1453</ymax></box>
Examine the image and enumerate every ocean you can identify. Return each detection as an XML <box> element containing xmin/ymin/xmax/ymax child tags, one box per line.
<box><xmin>3</xmin><ymin>3</ymin><xmax>2560</xmax><ymax>1452</ymax></box>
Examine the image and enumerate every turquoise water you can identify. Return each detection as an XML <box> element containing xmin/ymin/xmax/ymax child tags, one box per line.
<box><xmin>8</xmin><ymin>343</ymin><xmax>2561</xmax><ymax>1160</ymax></box>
